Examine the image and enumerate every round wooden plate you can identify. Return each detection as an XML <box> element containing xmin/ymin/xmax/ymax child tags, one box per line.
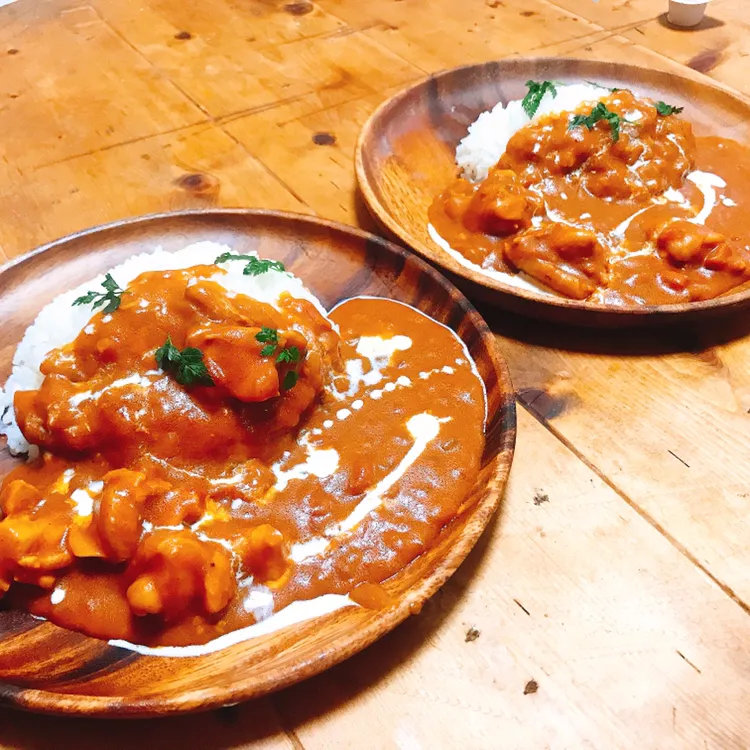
<box><xmin>0</xmin><ymin>210</ymin><xmax>516</xmax><ymax>717</ymax></box>
<box><xmin>356</xmin><ymin>57</ymin><xmax>750</xmax><ymax>327</ymax></box>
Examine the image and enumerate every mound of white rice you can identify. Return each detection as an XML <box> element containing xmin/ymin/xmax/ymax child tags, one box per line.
<box><xmin>456</xmin><ymin>82</ymin><xmax>610</xmax><ymax>182</ymax></box>
<box><xmin>0</xmin><ymin>241</ymin><xmax>327</xmax><ymax>456</ymax></box>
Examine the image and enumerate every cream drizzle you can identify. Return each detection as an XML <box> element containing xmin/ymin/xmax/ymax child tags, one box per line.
<box><xmin>69</xmin><ymin>488</ymin><xmax>95</xmax><ymax>517</ymax></box>
<box><xmin>330</xmin><ymin>296</ymin><xmax>486</xmax><ymax>424</ymax></box>
<box><xmin>427</xmin><ymin>223</ymin><xmax>555</xmax><ymax>297</ymax></box>
<box><xmin>335</xmin><ymin>413</ymin><xmax>450</xmax><ymax>533</ymax></box>
<box><xmin>687</xmin><ymin>171</ymin><xmax>726</xmax><ymax>225</ymax></box>
<box><xmin>272</xmin><ymin>447</ymin><xmax>340</xmax><ymax>492</ymax></box>
<box><xmin>108</xmin><ymin>594</ymin><xmax>357</xmax><ymax>658</ymax></box>
<box><xmin>68</xmin><ymin>374</ymin><xmax>156</xmax><ymax>408</ymax></box>
<box><xmin>432</xmin><ymin>165</ymin><xmax>730</xmax><ymax>292</ymax></box>
<box><xmin>289</xmin><ymin>413</ymin><xmax>450</xmax><ymax>564</ymax></box>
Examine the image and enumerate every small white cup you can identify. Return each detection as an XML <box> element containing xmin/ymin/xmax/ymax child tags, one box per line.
<box><xmin>667</xmin><ymin>0</ymin><xmax>710</xmax><ymax>27</ymax></box>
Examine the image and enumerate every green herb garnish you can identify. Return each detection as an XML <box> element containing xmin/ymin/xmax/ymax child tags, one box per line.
<box><xmin>214</xmin><ymin>252</ymin><xmax>285</xmax><ymax>276</ymax></box>
<box><xmin>276</xmin><ymin>346</ymin><xmax>300</xmax><ymax>365</ymax></box>
<box><xmin>583</xmin><ymin>80</ymin><xmax>619</xmax><ymax>93</ymax></box>
<box><xmin>155</xmin><ymin>335</ymin><xmax>214</xmax><ymax>387</ymax></box>
<box><xmin>72</xmin><ymin>273</ymin><xmax>128</xmax><ymax>314</ymax></box>
<box><xmin>569</xmin><ymin>102</ymin><xmax>622</xmax><ymax>142</ymax></box>
<box><xmin>655</xmin><ymin>100</ymin><xmax>684</xmax><ymax>116</ymax></box>
<box><xmin>256</xmin><ymin>327</ymin><xmax>279</xmax><ymax>357</ymax></box>
<box><xmin>255</xmin><ymin>327</ymin><xmax>278</xmax><ymax>357</ymax></box>
<box><xmin>277</xmin><ymin>345</ymin><xmax>301</xmax><ymax>390</ymax></box>
<box><xmin>521</xmin><ymin>80</ymin><xmax>557</xmax><ymax>118</ymax></box>
<box><xmin>254</xmin><ymin>329</ymin><xmax>301</xmax><ymax>389</ymax></box>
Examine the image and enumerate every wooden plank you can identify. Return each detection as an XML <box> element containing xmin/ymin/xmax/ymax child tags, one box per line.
<box><xmin>487</xmin><ymin>308</ymin><xmax>750</xmax><ymax>605</ymax></box>
<box><xmin>319</xmin><ymin>0</ymin><xmax>602</xmax><ymax>73</ymax></box>
<box><xmin>0</xmin><ymin>123</ymin><xmax>308</xmax><ymax>258</ymax></box>
<box><xmin>522</xmin><ymin>30</ymin><xmax>745</xmax><ymax>94</ymax></box>
<box><xmin>92</xmin><ymin>1</ymin><xmax>420</xmax><ymax>118</ymax></box>
<box><xmin>620</xmin><ymin>0</ymin><xmax>750</xmax><ymax>97</ymax></box>
<box><xmin>93</xmin><ymin>0</ymin><xmax>347</xmax><ymax>50</ymax></box>
<box><xmin>268</xmin><ymin>410</ymin><xmax>750</xmax><ymax>749</ymax></box>
<box><xmin>222</xmin><ymin>85</ymin><xmax>419</xmax><ymax>228</ymax></box>
<box><xmin>549</xmin><ymin>0</ymin><xmax>677</xmax><ymax>28</ymax></box>
<box><xmin>0</xmin><ymin>3</ymin><xmax>204</xmax><ymax>172</ymax></box>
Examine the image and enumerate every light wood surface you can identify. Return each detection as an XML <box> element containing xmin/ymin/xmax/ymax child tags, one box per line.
<box><xmin>1</xmin><ymin>0</ymin><xmax>749</xmax><ymax>746</ymax></box>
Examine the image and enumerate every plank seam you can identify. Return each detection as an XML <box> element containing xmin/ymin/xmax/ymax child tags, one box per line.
<box><xmin>85</xmin><ymin>5</ymin><xmax>211</xmax><ymax>118</ymax></box>
<box><xmin>220</xmin><ymin>128</ymin><xmax>312</xmax><ymax>209</ymax></box>
<box><xmin>518</xmin><ymin>398</ymin><xmax>750</xmax><ymax>617</ymax></box>
<box><xmin>30</xmin><ymin>121</ymin><xmax>211</xmax><ymax>171</ymax></box>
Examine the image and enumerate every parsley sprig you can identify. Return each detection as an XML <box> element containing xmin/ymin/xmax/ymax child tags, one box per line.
<box><xmin>155</xmin><ymin>336</ymin><xmax>214</xmax><ymax>387</ymax></box>
<box><xmin>521</xmin><ymin>80</ymin><xmax>557</xmax><ymax>118</ymax></box>
<box><xmin>255</xmin><ymin>326</ymin><xmax>279</xmax><ymax>356</ymax></box>
<box><xmin>569</xmin><ymin>102</ymin><xmax>623</xmax><ymax>142</ymax></box>
<box><xmin>655</xmin><ymin>100</ymin><xmax>684</xmax><ymax>116</ymax></box>
<box><xmin>73</xmin><ymin>273</ymin><xmax>128</xmax><ymax>314</ymax></box>
<box><xmin>214</xmin><ymin>252</ymin><xmax>285</xmax><ymax>276</ymax></box>
<box><xmin>277</xmin><ymin>346</ymin><xmax>301</xmax><ymax>365</ymax></box>
<box><xmin>254</xmin><ymin>328</ymin><xmax>301</xmax><ymax>390</ymax></box>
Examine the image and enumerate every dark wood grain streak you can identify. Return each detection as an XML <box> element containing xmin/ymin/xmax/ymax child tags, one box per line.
<box><xmin>356</xmin><ymin>57</ymin><xmax>750</xmax><ymax>327</ymax></box>
<box><xmin>0</xmin><ymin>210</ymin><xmax>515</xmax><ymax>717</ymax></box>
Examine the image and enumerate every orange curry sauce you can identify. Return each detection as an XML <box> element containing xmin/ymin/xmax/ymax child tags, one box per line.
<box><xmin>429</xmin><ymin>90</ymin><xmax>750</xmax><ymax>305</ymax></box>
<box><xmin>0</xmin><ymin>266</ymin><xmax>485</xmax><ymax>647</ymax></box>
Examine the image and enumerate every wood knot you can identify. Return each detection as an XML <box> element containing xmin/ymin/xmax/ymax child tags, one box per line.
<box><xmin>175</xmin><ymin>172</ymin><xmax>220</xmax><ymax>197</ymax></box>
<box><xmin>312</xmin><ymin>132</ymin><xmax>336</xmax><ymax>146</ymax></box>
<box><xmin>283</xmin><ymin>2</ymin><xmax>313</xmax><ymax>15</ymax></box>
<box><xmin>518</xmin><ymin>387</ymin><xmax>564</xmax><ymax>420</ymax></box>
<box><xmin>174</xmin><ymin>30</ymin><xmax>192</xmax><ymax>40</ymax></box>
<box><xmin>7</xmin><ymin>48</ymin><xmax>18</xmax><ymax>55</ymax></box>
<box><xmin>687</xmin><ymin>47</ymin><xmax>724</xmax><ymax>74</ymax></box>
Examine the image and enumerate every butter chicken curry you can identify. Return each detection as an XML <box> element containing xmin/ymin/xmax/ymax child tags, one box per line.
<box><xmin>0</xmin><ymin>252</ymin><xmax>486</xmax><ymax>649</ymax></box>
<box><xmin>429</xmin><ymin>85</ymin><xmax>750</xmax><ymax>305</ymax></box>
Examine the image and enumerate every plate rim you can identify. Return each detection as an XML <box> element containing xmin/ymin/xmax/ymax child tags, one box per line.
<box><xmin>0</xmin><ymin>208</ymin><xmax>516</xmax><ymax>716</ymax></box>
<box><xmin>355</xmin><ymin>56</ymin><xmax>750</xmax><ymax>319</ymax></box>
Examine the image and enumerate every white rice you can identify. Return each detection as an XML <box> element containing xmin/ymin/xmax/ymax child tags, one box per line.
<box><xmin>456</xmin><ymin>82</ymin><xmax>610</xmax><ymax>182</ymax></box>
<box><xmin>0</xmin><ymin>241</ymin><xmax>327</xmax><ymax>456</ymax></box>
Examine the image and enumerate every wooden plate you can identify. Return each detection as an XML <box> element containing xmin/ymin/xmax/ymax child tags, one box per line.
<box><xmin>0</xmin><ymin>210</ymin><xmax>515</xmax><ymax>717</ymax></box>
<box><xmin>356</xmin><ymin>57</ymin><xmax>750</xmax><ymax>327</ymax></box>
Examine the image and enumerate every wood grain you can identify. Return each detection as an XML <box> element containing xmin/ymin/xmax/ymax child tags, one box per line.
<box><xmin>0</xmin><ymin>124</ymin><xmax>310</xmax><ymax>256</ymax></box>
<box><xmin>320</xmin><ymin>0</ymin><xmax>601</xmax><ymax>73</ymax></box>
<box><xmin>2</xmin><ymin>0</ymin><xmax>750</xmax><ymax>745</ymax></box>
<box><xmin>486</xmin><ymin>299</ymin><xmax>750</xmax><ymax>606</ymax></box>
<box><xmin>356</xmin><ymin>57</ymin><xmax>750</xmax><ymax>326</ymax></box>
<box><xmin>0</xmin><ymin>4</ymin><xmax>203</xmax><ymax>172</ymax></box>
<box><xmin>0</xmin><ymin>210</ymin><xmax>516</xmax><ymax>716</ymax></box>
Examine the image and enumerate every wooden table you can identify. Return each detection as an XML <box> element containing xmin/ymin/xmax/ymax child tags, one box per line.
<box><xmin>2</xmin><ymin>0</ymin><xmax>750</xmax><ymax>747</ymax></box>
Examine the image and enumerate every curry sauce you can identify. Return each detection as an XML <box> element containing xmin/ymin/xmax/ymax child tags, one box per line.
<box><xmin>429</xmin><ymin>89</ymin><xmax>750</xmax><ymax>305</ymax></box>
<box><xmin>0</xmin><ymin>264</ymin><xmax>485</xmax><ymax>648</ymax></box>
